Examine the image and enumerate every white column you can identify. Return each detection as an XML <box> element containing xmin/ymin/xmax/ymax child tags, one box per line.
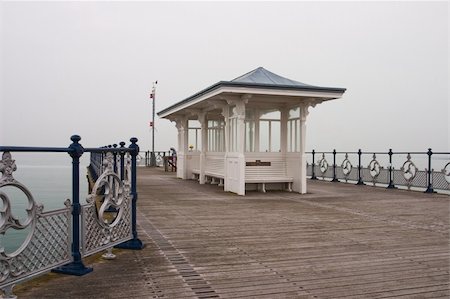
<box><xmin>176</xmin><ymin>117</ymin><xmax>189</xmax><ymax>179</ymax></box>
<box><xmin>254</xmin><ymin>108</ymin><xmax>260</xmax><ymax>152</ymax></box>
<box><xmin>222</xmin><ymin>107</ymin><xmax>230</xmax><ymax>191</ymax></box>
<box><xmin>280</xmin><ymin>107</ymin><xmax>288</xmax><ymax>155</ymax></box>
<box><xmin>199</xmin><ymin>112</ymin><xmax>207</xmax><ymax>184</ymax></box>
<box><xmin>235</xmin><ymin>97</ymin><xmax>248</xmax><ymax>195</ymax></box>
<box><xmin>299</xmin><ymin>105</ymin><xmax>308</xmax><ymax>194</ymax></box>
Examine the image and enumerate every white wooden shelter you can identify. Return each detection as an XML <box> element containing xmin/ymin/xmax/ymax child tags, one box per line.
<box><xmin>158</xmin><ymin>67</ymin><xmax>346</xmax><ymax>195</ymax></box>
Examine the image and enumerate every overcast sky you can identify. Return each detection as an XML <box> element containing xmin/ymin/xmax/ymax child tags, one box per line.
<box><xmin>0</xmin><ymin>1</ymin><xmax>448</xmax><ymax>153</ymax></box>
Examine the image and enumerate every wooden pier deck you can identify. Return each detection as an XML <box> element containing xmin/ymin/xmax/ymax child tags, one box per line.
<box><xmin>19</xmin><ymin>167</ymin><xmax>449</xmax><ymax>298</ymax></box>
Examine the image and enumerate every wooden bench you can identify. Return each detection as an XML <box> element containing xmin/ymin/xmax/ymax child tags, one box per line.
<box><xmin>192</xmin><ymin>168</ymin><xmax>200</xmax><ymax>180</ymax></box>
<box><xmin>205</xmin><ymin>158</ymin><xmax>224</xmax><ymax>185</ymax></box>
<box><xmin>192</xmin><ymin>158</ymin><xmax>224</xmax><ymax>186</ymax></box>
<box><xmin>245</xmin><ymin>160</ymin><xmax>293</xmax><ymax>192</ymax></box>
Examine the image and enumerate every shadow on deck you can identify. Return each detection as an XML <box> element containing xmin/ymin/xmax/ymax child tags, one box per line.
<box><xmin>19</xmin><ymin>167</ymin><xmax>449</xmax><ymax>298</ymax></box>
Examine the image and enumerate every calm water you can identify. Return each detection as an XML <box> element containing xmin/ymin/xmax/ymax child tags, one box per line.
<box><xmin>0</xmin><ymin>152</ymin><xmax>89</xmax><ymax>253</ymax></box>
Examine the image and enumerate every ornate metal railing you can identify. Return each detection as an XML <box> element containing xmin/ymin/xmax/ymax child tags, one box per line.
<box><xmin>307</xmin><ymin>149</ymin><xmax>450</xmax><ymax>193</ymax></box>
<box><xmin>142</xmin><ymin>150</ymin><xmax>171</xmax><ymax>167</ymax></box>
<box><xmin>0</xmin><ymin>135</ymin><xmax>143</xmax><ymax>298</ymax></box>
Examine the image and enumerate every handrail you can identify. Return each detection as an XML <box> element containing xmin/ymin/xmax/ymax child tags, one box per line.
<box><xmin>0</xmin><ymin>135</ymin><xmax>144</xmax><ymax>297</ymax></box>
<box><xmin>307</xmin><ymin>148</ymin><xmax>449</xmax><ymax>194</ymax></box>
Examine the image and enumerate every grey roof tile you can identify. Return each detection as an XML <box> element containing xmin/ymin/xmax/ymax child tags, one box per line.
<box><xmin>231</xmin><ymin>67</ymin><xmax>312</xmax><ymax>87</ymax></box>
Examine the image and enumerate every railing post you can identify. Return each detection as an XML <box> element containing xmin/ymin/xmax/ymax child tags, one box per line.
<box><xmin>331</xmin><ymin>149</ymin><xmax>338</xmax><ymax>182</ymax></box>
<box><xmin>387</xmin><ymin>148</ymin><xmax>396</xmax><ymax>189</ymax></box>
<box><xmin>112</xmin><ymin>144</ymin><xmax>118</xmax><ymax>173</ymax></box>
<box><xmin>356</xmin><ymin>149</ymin><xmax>365</xmax><ymax>185</ymax></box>
<box><xmin>425</xmin><ymin>148</ymin><xmax>435</xmax><ymax>193</ymax></box>
<box><xmin>311</xmin><ymin>149</ymin><xmax>317</xmax><ymax>180</ymax></box>
<box><xmin>100</xmin><ymin>148</ymin><xmax>104</xmax><ymax>175</ymax></box>
<box><xmin>116</xmin><ymin>137</ymin><xmax>144</xmax><ymax>250</ymax></box>
<box><xmin>145</xmin><ymin>151</ymin><xmax>148</xmax><ymax>167</ymax></box>
<box><xmin>119</xmin><ymin>141</ymin><xmax>126</xmax><ymax>180</ymax></box>
<box><xmin>53</xmin><ymin>135</ymin><xmax>93</xmax><ymax>276</ymax></box>
<box><xmin>150</xmin><ymin>151</ymin><xmax>156</xmax><ymax>167</ymax></box>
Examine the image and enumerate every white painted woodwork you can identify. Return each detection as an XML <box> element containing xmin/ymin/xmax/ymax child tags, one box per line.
<box><xmin>199</xmin><ymin>113</ymin><xmax>207</xmax><ymax>184</ymax></box>
<box><xmin>163</xmin><ymin>77</ymin><xmax>343</xmax><ymax>195</ymax></box>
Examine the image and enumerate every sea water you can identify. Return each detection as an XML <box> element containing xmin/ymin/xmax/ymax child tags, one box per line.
<box><xmin>0</xmin><ymin>152</ymin><xmax>89</xmax><ymax>254</ymax></box>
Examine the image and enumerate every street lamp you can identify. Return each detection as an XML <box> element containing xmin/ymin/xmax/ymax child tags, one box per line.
<box><xmin>150</xmin><ymin>81</ymin><xmax>157</xmax><ymax>166</ymax></box>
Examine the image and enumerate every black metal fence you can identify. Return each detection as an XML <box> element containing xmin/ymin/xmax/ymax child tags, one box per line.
<box><xmin>0</xmin><ymin>135</ymin><xmax>143</xmax><ymax>297</ymax></box>
<box><xmin>139</xmin><ymin>150</ymin><xmax>171</xmax><ymax>167</ymax></box>
<box><xmin>307</xmin><ymin>149</ymin><xmax>450</xmax><ymax>194</ymax></box>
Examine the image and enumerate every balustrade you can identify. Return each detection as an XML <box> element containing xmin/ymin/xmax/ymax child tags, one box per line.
<box><xmin>307</xmin><ymin>149</ymin><xmax>450</xmax><ymax>193</ymax></box>
<box><xmin>0</xmin><ymin>135</ymin><xmax>143</xmax><ymax>298</ymax></box>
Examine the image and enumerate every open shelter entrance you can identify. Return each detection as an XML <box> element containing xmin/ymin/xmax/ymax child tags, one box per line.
<box><xmin>158</xmin><ymin>67</ymin><xmax>346</xmax><ymax>195</ymax></box>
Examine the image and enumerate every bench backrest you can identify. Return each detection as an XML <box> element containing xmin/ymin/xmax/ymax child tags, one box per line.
<box><xmin>205</xmin><ymin>157</ymin><xmax>224</xmax><ymax>175</ymax></box>
<box><xmin>245</xmin><ymin>160</ymin><xmax>288</xmax><ymax>178</ymax></box>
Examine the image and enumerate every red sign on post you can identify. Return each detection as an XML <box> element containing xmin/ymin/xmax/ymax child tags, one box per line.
<box><xmin>149</xmin><ymin>121</ymin><xmax>153</xmax><ymax>127</ymax></box>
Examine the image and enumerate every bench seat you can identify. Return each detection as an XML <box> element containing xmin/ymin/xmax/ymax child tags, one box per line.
<box><xmin>245</xmin><ymin>177</ymin><xmax>293</xmax><ymax>183</ymax></box>
<box><xmin>191</xmin><ymin>169</ymin><xmax>224</xmax><ymax>186</ymax></box>
<box><xmin>205</xmin><ymin>171</ymin><xmax>224</xmax><ymax>179</ymax></box>
<box><xmin>245</xmin><ymin>177</ymin><xmax>293</xmax><ymax>192</ymax></box>
<box><xmin>245</xmin><ymin>160</ymin><xmax>293</xmax><ymax>192</ymax></box>
<box><xmin>193</xmin><ymin>159</ymin><xmax>293</xmax><ymax>193</ymax></box>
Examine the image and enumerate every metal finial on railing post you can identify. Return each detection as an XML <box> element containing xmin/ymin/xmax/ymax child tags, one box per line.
<box><xmin>331</xmin><ymin>149</ymin><xmax>338</xmax><ymax>182</ymax></box>
<box><xmin>311</xmin><ymin>150</ymin><xmax>317</xmax><ymax>180</ymax></box>
<box><xmin>119</xmin><ymin>141</ymin><xmax>126</xmax><ymax>180</ymax></box>
<box><xmin>116</xmin><ymin>137</ymin><xmax>144</xmax><ymax>250</ymax></box>
<box><xmin>53</xmin><ymin>135</ymin><xmax>93</xmax><ymax>276</ymax></box>
<box><xmin>356</xmin><ymin>149</ymin><xmax>365</xmax><ymax>185</ymax></box>
<box><xmin>425</xmin><ymin>148</ymin><xmax>435</xmax><ymax>193</ymax></box>
<box><xmin>387</xmin><ymin>148</ymin><xmax>396</xmax><ymax>189</ymax></box>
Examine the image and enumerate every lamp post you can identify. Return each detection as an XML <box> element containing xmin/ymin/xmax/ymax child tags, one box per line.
<box><xmin>150</xmin><ymin>81</ymin><xmax>157</xmax><ymax>167</ymax></box>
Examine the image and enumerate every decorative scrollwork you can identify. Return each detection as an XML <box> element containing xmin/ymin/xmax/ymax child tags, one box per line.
<box><xmin>0</xmin><ymin>152</ymin><xmax>17</xmax><ymax>184</ymax></box>
<box><xmin>318</xmin><ymin>153</ymin><xmax>329</xmax><ymax>175</ymax></box>
<box><xmin>368</xmin><ymin>154</ymin><xmax>381</xmax><ymax>177</ymax></box>
<box><xmin>368</xmin><ymin>154</ymin><xmax>381</xmax><ymax>186</ymax></box>
<box><xmin>341</xmin><ymin>154</ymin><xmax>353</xmax><ymax>179</ymax></box>
<box><xmin>116</xmin><ymin>154</ymin><xmax>121</xmax><ymax>177</ymax></box>
<box><xmin>124</xmin><ymin>153</ymin><xmax>132</xmax><ymax>185</ymax></box>
<box><xmin>156</xmin><ymin>154</ymin><xmax>163</xmax><ymax>167</ymax></box>
<box><xmin>0</xmin><ymin>152</ymin><xmax>44</xmax><ymax>283</ymax></box>
<box><xmin>443</xmin><ymin>162</ymin><xmax>450</xmax><ymax>184</ymax></box>
<box><xmin>86</xmin><ymin>152</ymin><xmax>125</xmax><ymax>229</ymax></box>
<box><xmin>401</xmin><ymin>154</ymin><xmax>418</xmax><ymax>188</ymax></box>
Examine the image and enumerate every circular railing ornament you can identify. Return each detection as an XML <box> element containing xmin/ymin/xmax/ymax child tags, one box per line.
<box><xmin>368</xmin><ymin>154</ymin><xmax>381</xmax><ymax>185</ymax></box>
<box><xmin>0</xmin><ymin>152</ymin><xmax>43</xmax><ymax>282</ymax></box>
<box><xmin>401</xmin><ymin>154</ymin><xmax>418</xmax><ymax>188</ymax></box>
<box><xmin>318</xmin><ymin>153</ymin><xmax>329</xmax><ymax>175</ymax></box>
<box><xmin>86</xmin><ymin>152</ymin><xmax>125</xmax><ymax>230</ymax></box>
<box><xmin>443</xmin><ymin>162</ymin><xmax>450</xmax><ymax>184</ymax></box>
<box><xmin>341</xmin><ymin>153</ymin><xmax>353</xmax><ymax>180</ymax></box>
<box><xmin>156</xmin><ymin>155</ymin><xmax>163</xmax><ymax>167</ymax></box>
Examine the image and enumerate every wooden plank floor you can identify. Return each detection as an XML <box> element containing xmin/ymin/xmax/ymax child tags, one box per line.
<box><xmin>18</xmin><ymin>167</ymin><xmax>449</xmax><ymax>298</ymax></box>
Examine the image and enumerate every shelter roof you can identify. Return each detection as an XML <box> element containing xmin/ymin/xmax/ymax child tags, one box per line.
<box><xmin>231</xmin><ymin>67</ymin><xmax>313</xmax><ymax>87</ymax></box>
<box><xmin>158</xmin><ymin>67</ymin><xmax>346</xmax><ymax>118</ymax></box>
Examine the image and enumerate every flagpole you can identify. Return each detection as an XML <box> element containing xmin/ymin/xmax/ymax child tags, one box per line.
<box><xmin>150</xmin><ymin>81</ymin><xmax>157</xmax><ymax>167</ymax></box>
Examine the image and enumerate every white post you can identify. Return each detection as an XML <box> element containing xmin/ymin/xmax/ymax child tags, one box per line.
<box><xmin>254</xmin><ymin>108</ymin><xmax>260</xmax><ymax>152</ymax></box>
<box><xmin>199</xmin><ymin>112</ymin><xmax>207</xmax><ymax>184</ymax></box>
<box><xmin>280</xmin><ymin>107</ymin><xmax>288</xmax><ymax>155</ymax></box>
<box><xmin>175</xmin><ymin>117</ymin><xmax>189</xmax><ymax>179</ymax></box>
<box><xmin>222</xmin><ymin>106</ymin><xmax>229</xmax><ymax>191</ymax></box>
<box><xmin>236</xmin><ymin>98</ymin><xmax>247</xmax><ymax>196</ymax></box>
<box><xmin>299</xmin><ymin>104</ymin><xmax>309</xmax><ymax>194</ymax></box>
